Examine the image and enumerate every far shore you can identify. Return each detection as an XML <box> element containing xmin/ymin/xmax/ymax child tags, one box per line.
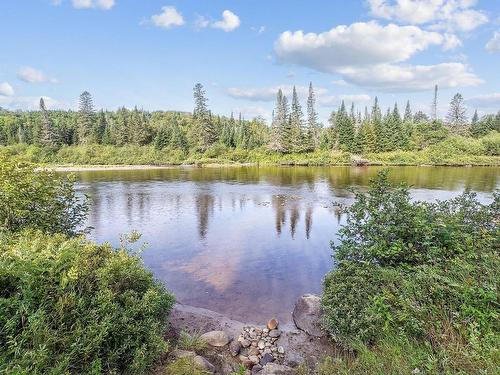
<box><xmin>36</xmin><ymin>161</ymin><xmax>500</xmax><ymax>172</ymax></box>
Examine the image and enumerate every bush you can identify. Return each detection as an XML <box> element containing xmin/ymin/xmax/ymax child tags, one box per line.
<box><xmin>0</xmin><ymin>156</ymin><xmax>88</xmax><ymax>235</ymax></box>
<box><xmin>322</xmin><ymin>171</ymin><xmax>499</xmax><ymax>373</ymax></box>
<box><xmin>0</xmin><ymin>231</ymin><xmax>175</xmax><ymax>374</ymax></box>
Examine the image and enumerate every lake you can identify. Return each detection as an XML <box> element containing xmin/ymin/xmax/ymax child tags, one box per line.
<box><xmin>73</xmin><ymin>166</ymin><xmax>499</xmax><ymax>324</ymax></box>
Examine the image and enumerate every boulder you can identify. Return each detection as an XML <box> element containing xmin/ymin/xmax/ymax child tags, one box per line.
<box><xmin>200</xmin><ymin>330</ymin><xmax>230</xmax><ymax>347</ymax></box>
<box><xmin>292</xmin><ymin>294</ymin><xmax>325</xmax><ymax>337</ymax></box>
<box><xmin>260</xmin><ymin>363</ymin><xmax>296</xmax><ymax>374</ymax></box>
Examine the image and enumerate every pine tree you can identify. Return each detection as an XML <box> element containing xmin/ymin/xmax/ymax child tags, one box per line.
<box><xmin>471</xmin><ymin>110</ymin><xmax>479</xmax><ymax>126</ymax></box>
<box><xmin>77</xmin><ymin>91</ymin><xmax>95</xmax><ymax>144</ymax></box>
<box><xmin>94</xmin><ymin>110</ymin><xmax>107</xmax><ymax>144</ymax></box>
<box><xmin>404</xmin><ymin>100</ymin><xmax>412</xmax><ymax>123</ymax></box>
<box><xmin>290</xmin><ymin>86</ymin><xmax>304</xmax><ymax>152</ymax></box>
<box><xmin>39</xmin><ymin>98</ymin><xmax>58</xmax><ymax>148</ymax></box>
<box><xmin>446</xmin><ymin>93</ymin><xmax>467</xmax><ymax>132</ymax></box>
<box><xmin>270</xmin><ymin>89</ymin><xmax>292</xmax><ymax>152</ymax></box>
<box><xmin>193</xmin><ymin>83</ymin><xmax>217</xmax><ymax>149</ymax></box>
<box><xmin>335</xmin><ymin>101</ymin><xmax>355</xmax><ymax>151</ymax></box>
<box><xmin>305</xmin><ymin>82</ymin><xmax>318</xmax><ymax>151</ymax></box>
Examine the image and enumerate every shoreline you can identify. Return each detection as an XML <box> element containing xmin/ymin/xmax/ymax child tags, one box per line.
<box><xmin>38</xmin><ymin>162</ymin><xmax>500</xmax><ymax>172</ymax></box>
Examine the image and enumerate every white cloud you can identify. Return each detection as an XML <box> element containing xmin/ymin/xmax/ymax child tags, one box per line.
<box><xmin>331</xmin><ymin>79</ymin><xmax>350</xmax><ymax>86</ymax></box>
<box><xmin>274</xmin><ymin>21</ymin><xmax>443</xmax><ymax>72</ymax></box>
<box><xmin>226</xmin><ymin>85</ymin><xmax>328</xmax><ymax>102</ymax></box>
<box><xmin>0</xmin><ymin>95</ymin><xmax>66</xmax><ymax>110</ymax></box>
<box><xmin>443</xmin><ymin>33</ymin><xmax>462</xmax><ymax>50</ymax></box>
<box><xmin>251</xmin><ymin>25</ymin><xmax>266</xmax><ymax>34</ymax></box>
<box><xmin>367</xmin><ymin>0</ymin><xmax>488</xmax><ymax>32</ymax></box>
<box><xmin>486</xmin><ymin>30</ymin><xmax>500</xmax><ymax>52</ymax></box>
<box><xmin>466</xmin><ymin>93</ymin><xmax>500</xmax><ymax>109</ymax></box>
<box><xmin>198</xmin><ymin>10</ymin><xmax>241</xmax><ymax>32</ymax></box>
<box><xmin>0</xmin><ymin>82</ymin><xmax>14</xmax><ymax>97</ymax></box>
<box><xmin>151</xmin><ymin>6</ymin><xmax>184</xmax><ymax>29</ymax></box>
<box><xmin>319</xmin><ymin>94</ymin><xmax>371</xmax><ymax>107</ymax></box>
<box><xmin>339</xmin><ymin>62</ymin><xmax>482</xmax><ymax>92</ymax></box>
<box><xmin>212</xmin><ymin>10</ymin><xmax>240</xmax><ymax>32</ymax></box>
<box><xmin>17</xmin><ymin>66</ymin><xmax>57</xmax><ymax>83</ymax></box>
<box><xmin>72</xmin><ymin>0</ymin><xmax>114</xmax><ymax>10</ymax></box>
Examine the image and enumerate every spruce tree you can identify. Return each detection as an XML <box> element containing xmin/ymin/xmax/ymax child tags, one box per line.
<box><xmin>193</xmin><ymin>83</ymin><xmax>217</xmax><ymax>149</ymax></box>
<box><xmin>94</xmin><ymin>110</ymin><xmax>107</xmax><ymax>144</ymax></box>
<box><xmin>270</xmin><ymin>89</ymin><xmax>291</xmax><ymax>152</ymax></box>
<box><xmin>404</xmin><ymin>100</ymin><xmax>412</xmax><ymax>122</ymax></box>
<box><xmin>39</xmin><ymin>98</ymin><xmax>58</xmax><ymax>148</ymax></box>
<box><xmin>305</xmin><ymin>82</ymin><xmax>318</xmax><ymax>151</ymax></box>
<box><xmin>446</xmin><ymin>93</ymin><xmax>467</xmax><ymax>132</ymax></box>
<box><xmin>77</xmin><ymin>91</ymin><xmax>95</xmax><ymax>144</ymax></box>
<box><xmin>335</xmin><ymin>101</ymin><xmax>355</xmax><ymax>151</ymax></box>
<box><xmin>290</xmin><ymin>86</ymin><xmax>305</xmax><ymax>152</ymax></box>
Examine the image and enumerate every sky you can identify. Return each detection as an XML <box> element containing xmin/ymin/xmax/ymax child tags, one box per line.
<box><xmin>0</xmin><ymin>0</ymin><xmax>499</xmax><ymax>124</ymax></box>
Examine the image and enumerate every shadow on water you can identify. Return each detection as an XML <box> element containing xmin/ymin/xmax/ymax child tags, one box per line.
<box><xmin>72</xmin><ymin>166</ymin><xmax>499</xmax><ymax>323</ymax></box>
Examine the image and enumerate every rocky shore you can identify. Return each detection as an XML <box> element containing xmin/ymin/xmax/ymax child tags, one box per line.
<box><xmin>163</xmin><ymin>294</ymin><xmax>337</xmax><ymax>374</ymax></box>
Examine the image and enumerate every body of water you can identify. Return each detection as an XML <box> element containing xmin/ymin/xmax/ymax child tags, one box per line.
<box><xmin>72</xmin><ymin>166</ymin><xmax>499</xmax><ymax>324</ymax></box>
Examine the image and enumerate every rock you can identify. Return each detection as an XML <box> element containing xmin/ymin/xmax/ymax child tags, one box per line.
<box><xmin>284</xmin><ymin>353</ymin><xmax>303</xmax><ymax>368</ymax></box>
<box><xmin>171</xmin><ymin>350</ymin><xmax>215</xmax><ymax>373</ymax></box>
<box><xmin>193</xmin><ymin>355</ymin><xmax>216</xmax><ymax>373</ymax></box>
<box><xmin>260</xmin><ymin>353</ymin><xmax>275</xmax><ymax>366</ymax></box>
<box><xmin>277</xmin><ymin>346</ymin><xmax>285</xmax><ymax>354</ymax></box>
<box><xmin>229</xmin><ymin>340</ymin><xmax>241</xmax><ymax>356</ymax></box>
<box><xmin>257</xmin><ymin>340</ymin><xmax>266</xmax><ymax>350</ymax></box>
<box><xmin>252</xmin><ymin>364</ymin><xmax>263</xmax><ymax>374</ymax></box>
<box><xmin>200</xmin><ymin>330</ymin><xmax>230</xmax><ymax>347</ymax></box>
<box><xmin>260</xmin><ymin>363</ymin><xmax>296</xmax><ymax>374</ymax></box>
<box><xmin>242</xmin><ymin>359</ymin><xmax>255</xmax><ymax>369</ymax></box>
<box><xmin>249</xmin><ymin>355</ymin><xmax>260</xmax><ymax>365</ymax></box>
<box><xmin>269</xmin><ymin>329</ymin><xmax>281</xmax><ymax>338</ymax></box>
<box><xmin>248</xmin><ymin>347</ymin><xmax>260</xmax><ymax>356</ymax></box>
<box><xmin>292</xmin><ymin>294</ymin><xmax>325</xmax><ymax>337</ymax></box>
<box><xmin>239</xmin><ymin>355</ymin><xmax>249</xmax><ymax>362</ymax></box>
<box><xmin>267</xmin><ymin>318</ymin><xmax>279</xmax><ymax>330</ymax></box>
<box><xmin>241</xmin><ymin>339</ymin><xmax>251</xmax><ymax>348</ymax></box>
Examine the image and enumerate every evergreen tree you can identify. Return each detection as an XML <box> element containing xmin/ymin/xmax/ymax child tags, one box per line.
<box><xmin>305</xmin><ymin>82</ymin><xmax>318</xmax><ymax>151</ymax></box>
<box><xmin>39</xmin><ymin>98</ymin><xmax>58</xmax><ymax>148</ymax></box>
<box><xmin>446</xmin><ymin>93</ymin><xmax>467</xmax><ymax>132</ymax></box>
<box><xmin>471</xmin><ymin>110</ymin><xmax>479</xmax><ymax>126</ymax></box>
<box><xmin>270</xmin><ymin>89</ymin><xmax>291</xmax><ymax>152</ymax></box>
<box><xmin>335</xmin><ymin>101</ymin><xmax>355</xmax><ymax>151</ymax></box>
<box><xmin>290</xmin><ymin>86</ymin><xmax>304</xmax><ymax>152</ymax></box>
<box><xmin>193</xmin><ymin>83</ymin><xmax>216</xmax><ymax>149</ymax></box>
<box><xmin>77</xmin><ymin>91</ymin><xmax>95</xmax><ymax>144</ymax></box>
<box><xmin>94</xmin><ymin>110</ymin><xmax>107</xmax><ymax>144</ymax></box>
<box><xmin>404</xmin><ymin>100</ymin><xmax>412</xmax><ymax>123</ymax></box>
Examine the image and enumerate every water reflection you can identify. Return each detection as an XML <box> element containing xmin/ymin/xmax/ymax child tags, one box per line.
<box><xmin>72</xmin><ymin>166</ymin><xmax>499</xmax><ymax>323</ymax></box>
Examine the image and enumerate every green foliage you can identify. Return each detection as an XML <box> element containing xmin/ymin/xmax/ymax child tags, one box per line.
<box><xmin>0</xmin><ymin>156</ymin><xmax>88</xmax><ymax>235</ymax></box>
<box><xmin>0</xmin><ymin>231</ymin><xmax>176</xmax><ymax>375</ymax></box>
<box><xmin>164</xmin><ymin>357</ymin><xmax>211</xmax><ymax>375</ymax></box>
<box><xmin>322</xmin><ymin>172</ymin><xmax>499</xmax><ymax>373</ymax></box>
<box><xmin>177</xmin><ymin>330</ymin><xmax>207</xmax><ymax>352</ymax></box>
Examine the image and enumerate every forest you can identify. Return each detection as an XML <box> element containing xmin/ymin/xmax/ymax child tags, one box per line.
<box><xmin>0</xmin><ymin>83</ymin><xmax>499</xmax><ymax>166</ymax></box>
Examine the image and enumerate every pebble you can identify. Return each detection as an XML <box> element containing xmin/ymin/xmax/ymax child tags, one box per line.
<box><xmin>241</xmin><ymin>339</ymin><xmax>251</xmax><ymax>348</ymax></box>
<box><xmin>252</xmin><ymin>365</ymin><xmax>263</xmax><ymax>374</ymax></box>
<box><xmin>229</xmin><ymin>340</ymin><xmax>241</xmax><ymax>356</ymax></box>
<box><xmin>257</xmin><ymin>340</ymin><xmax>266</xmax><ymax>350</ymax></box>
<box><xmin>260</xmin><ymin>353</ymin><xmax>275</xmax><ymax>366</ymax></box>
<box><xmin>248</xmin><ymin>347</ymin><xmax>260</xmax><ymax>356</ymax></box>
<box><xmin>277</xmin><ymin>346</ymin><xmax>285</xmax><ymax>354</ymax></box>
<box><xmin>267</xmin><ymin>318</ymin><xmax>279</xmax><ymax>330</ymax></box>
<box><xmin>269</xmin><ymin>329</ymin><xmax>281</xmax><ymax>338</ymax></box>
<box><xmin>249</xmin><ymin>355</ymin><xmax>260</xmax><ymax>365</ymax></box>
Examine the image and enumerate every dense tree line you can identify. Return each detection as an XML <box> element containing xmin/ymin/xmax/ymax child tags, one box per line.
<box><xmin>0</xmin><ymin>84</ymin><xmax>499</xmax><ymax>154</ymax></box>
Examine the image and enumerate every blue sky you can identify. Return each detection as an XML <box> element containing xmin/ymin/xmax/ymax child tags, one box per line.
<box><xmin>0</xmin><ymin>0</ymin><xmax>499</xmax><ymax>123</ymax></box>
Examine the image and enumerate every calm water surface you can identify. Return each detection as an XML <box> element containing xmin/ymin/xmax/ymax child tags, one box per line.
<box><xmin>72</xmin><ymin>166</ymin><xmax>499</xmax><ymax>324</ymax></box>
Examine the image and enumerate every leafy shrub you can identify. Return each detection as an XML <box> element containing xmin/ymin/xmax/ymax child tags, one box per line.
<box><xmin>0</xmin><ymin>157</ymin><xmax>88</xmax><ymax>235</ymax></box>
<box><xmin>481</xmin><ymin>131</ymin><xmax>500</xmax><ymax>156</ymax></box>
<box><xmin>322</xmin><ymin>171</ymin><xmax>499</xmax><ymax>373</ymax></box>
<box><xmin>0</xmin><ymin>231</ymin><xmax>175</xmax><ymax>374</ymax></box>
<box><xmin>164</xmin><ymin>357</ymin><xmax>211</xmax><ymax>375</ymax></box>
